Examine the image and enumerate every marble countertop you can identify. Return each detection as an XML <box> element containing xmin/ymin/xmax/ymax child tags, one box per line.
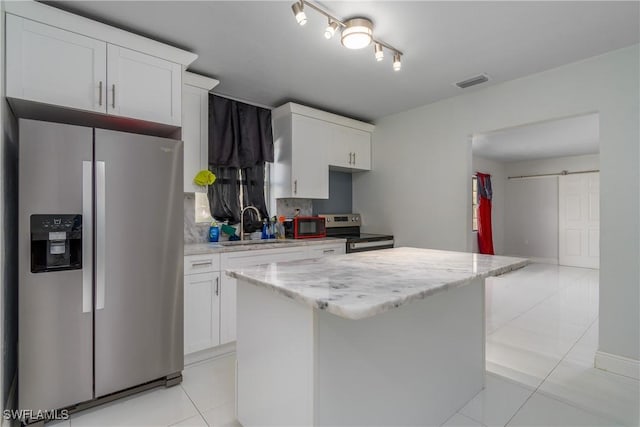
<box><xmin>184</xmin><ymin>237</ymin><xmax>347</xmax><ymax>256</ymax></box>
<box><xmin>226</xmin><ymin>247</ymin><xmax>529</xmax><ymax>320</ymax></box>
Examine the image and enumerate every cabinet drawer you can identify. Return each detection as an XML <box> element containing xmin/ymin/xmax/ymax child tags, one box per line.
<box><xmin>221</xmin><ymin>247</ymin><xmax>310</xmax><ymax>269</ymax></box>
<box><xmin>306</xmin><ymin>244</ymin><xmax>346</xmax><ymax>259</ymax></box>
<box><xmin>184</xmin><ymin>254</ymin><xmax>220</xmax><ymax>275</ymax></box>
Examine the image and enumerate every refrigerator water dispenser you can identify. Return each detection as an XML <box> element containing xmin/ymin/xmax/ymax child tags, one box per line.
<box><xmin>30</xmin><ymin>214</ymin><xmax>82</xmax><ymax>273</ymax></box>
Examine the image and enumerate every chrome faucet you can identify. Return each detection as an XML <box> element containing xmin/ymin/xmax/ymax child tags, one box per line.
<box><xmin>240</xmin><ymin>206</ymin><xmax>262</xmax><ymax>241</ymax></box>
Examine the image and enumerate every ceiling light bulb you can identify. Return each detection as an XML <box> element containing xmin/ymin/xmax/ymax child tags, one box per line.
<box><xmin>393</xmin><ymin>53</ymin><xmax>401</xmax><ymax>71</ymax></box>
<box><xmin>291</xmin><ymin>2</ymin><xmax>307</xmax><ymax>26</ymax></box>
<box><xmin>325</xmin><ymin>21</ymin><xmax>339</xmax><ymax>39</ymax></box>
<box><xmin>341</xmin><ymin>18</ymin><xmax>373</xmax><ymax>50</ymax></box>
<box><xmin>374</xmin><ymin>43</ymin><xmax>384</xmax><ymax>61</ymax></box>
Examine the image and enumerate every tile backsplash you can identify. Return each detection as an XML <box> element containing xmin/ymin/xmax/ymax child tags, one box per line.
<box><xmin>276</xmin><ymin>198</ymin><xmax>313</xmax><ymax>217</ymax></box>
<box><xmin>184</xmin><ymin>193</ymin><xmax>209</xmax><ymax>244</ymax></box>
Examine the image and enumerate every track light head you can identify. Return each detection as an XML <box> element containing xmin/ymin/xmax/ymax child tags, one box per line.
<box><xmin>393</xmin><ymin>53</ymin><xmax>402</xmax><ymax>71</ymax></box>
<box><xmin>324</xmin><ymin>21</ymin><xmax>339</xmax><ymax>39</ymax></box>
<box><xmin>374</xmin><ymin>43</ymin><xmax>384</xmax><ymax>61</ymax></box>
<box><xmin>291</xmin><ymin>2</ymin><xmax>307</xmax><ymax>26</ymax></box>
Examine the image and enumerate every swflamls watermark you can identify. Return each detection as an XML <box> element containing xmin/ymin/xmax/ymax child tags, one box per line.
<box><xmin>3</xmin><ymin>409</ymin><xmax>70</xmax><ymax>421</ymax></box>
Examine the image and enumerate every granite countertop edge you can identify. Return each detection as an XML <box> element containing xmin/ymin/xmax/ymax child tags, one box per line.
<box><xmin>226</xmin><ymin>253</ymin><xmax>530</xmax><ymax>320</ymax></box>
<box><xmin>184</xmin><ymin>238</ymin><xmax>347</xmax><ymax>255</ymax></box>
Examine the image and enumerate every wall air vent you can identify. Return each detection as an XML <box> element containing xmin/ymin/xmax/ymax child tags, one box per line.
<box><xmin>455</xmin><ymin>74</ymin><xmax>490</xmax><ymax>89</ymax></box>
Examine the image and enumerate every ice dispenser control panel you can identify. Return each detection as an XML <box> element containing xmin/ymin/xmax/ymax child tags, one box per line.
<box><xmin>30</xmin><ymin>214</ymin><xmax>82</xmax><ymax>273</ymax></box>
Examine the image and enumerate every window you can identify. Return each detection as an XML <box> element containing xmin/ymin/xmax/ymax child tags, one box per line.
<box><xmin>472</xmin><ymin>175</ymin><xmax>478</xmax><ymax>231</ymax></box>
<box><xmin>194</xmin><ymin>167</ymin><xmax>271</xmax><ymax>223</ymax></box>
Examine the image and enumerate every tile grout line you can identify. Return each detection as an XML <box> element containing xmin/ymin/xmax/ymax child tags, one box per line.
<box><xmin>173</xmin><ymin>384</ymin><xmax>209</xmax><ymax>427</ymax></box>
<box><xmin>502</xmin><ymin>316</ymin><xmax>616</xmax><ymax>427</ymax></box>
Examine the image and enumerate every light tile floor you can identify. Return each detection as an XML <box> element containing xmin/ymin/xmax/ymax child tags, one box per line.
<box><xmin>54</xmin><ymin>263</ymin><xmax>639</xmax><ymax>426</ymax></box>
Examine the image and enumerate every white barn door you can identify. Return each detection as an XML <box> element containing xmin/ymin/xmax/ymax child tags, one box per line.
<box><xmin>559</xmin><ymin>172</ymin><xmax>599</xmax><ymax>268</ymax></box>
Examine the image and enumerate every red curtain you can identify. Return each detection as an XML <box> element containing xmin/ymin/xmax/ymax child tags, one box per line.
<box><xmin>477</xmin><ymin>173</ymin><xmax>495</xmax><ymax>255</ymax></box>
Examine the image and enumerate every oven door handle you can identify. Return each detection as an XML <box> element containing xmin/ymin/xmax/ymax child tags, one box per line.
<box><xmin>349</xmin><ymin>239</ymin><xmax>395</xmax><ymax>251</ymax></box>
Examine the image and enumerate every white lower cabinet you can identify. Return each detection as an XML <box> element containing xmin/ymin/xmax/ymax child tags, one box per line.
<box><xmin>184</xmin><ymin>271</ymin><xmax>220</xmax><ymax>354</ymax></box>
<box><xmin>184</xmin><ymin>243</ymin><xmax>346</xmax><ymax>355</ymax></box>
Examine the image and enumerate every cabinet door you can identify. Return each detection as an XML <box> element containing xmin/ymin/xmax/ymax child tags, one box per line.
<box><xmin>184</xmin><ymin>272</ymin><xmax>220</xmax><ymax>354</ymax></box>
<box><xmin>349</xmin><ymin>129</ymin><xmax>372</xmax><ymax>171</ymax></box>
<box><xmin>107</xmin><ymin>44</ymin><xmax>182</xmax><ymax>126</ymax></box>
<box><xmin>182</xmin><ymin>84</ymin><xmax>209</xmax><ymax>192</ymax></box>
<box><xmin>331</xmin><ymin>125</ymin><xmax>371</xmax><ymax>171</ymax></box>
<box><xmin>6</xmin><ymin>14</ymin><xmax>107</xmax><ymax>113</ymax></box>
<box><xmin>291</xmin><ymin>115</ymin><xmax>329</xmax><ymax>199</ymax></box>
<box><xmin>329</xmin><ymin>124</ymin><xmax>353</xmax><ymax>169</ymax></box>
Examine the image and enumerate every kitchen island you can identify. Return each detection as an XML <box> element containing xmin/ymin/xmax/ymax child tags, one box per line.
<box><xmin>227</xmin><ymin>247</ymin><xmax>528</xmax><ymax>426</ymax></box>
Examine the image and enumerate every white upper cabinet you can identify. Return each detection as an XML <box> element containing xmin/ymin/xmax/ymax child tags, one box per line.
<box><xmin>107</xmin><ymin>45</ymin><xmax>182</xmax><ymax>126</ymax></box>
<box><xmin>291</xmin><ymin>114</ymin><xmax>330</xmax><ymax>199</ymax></box>
<box><xmin>6</xmin><ymin>14</ymin><xmax>107</xmax><ymax>114</ymax></box>
<box><xmin>330</xmin><ymin>125</ymin><xmax>371</xmax><ymax>171</ymax></box>
<box><xmin>271</xmin><ymin>103</ymin><xmax>374</xmax><ymax>200</ymax></box>
<box><xmin>4</xmin><ymin>1</ymin><xmax>197</xmax><ymax>127</ymax></box>
<box><xmin>182</xmin><ymin>72</ymin><xmax>219</xmax><ymax>193</ymax></box>
<box><xmin>272</xmin><ymin>112</ymin><xmax>330</xmax><ymax>199</ymax></box>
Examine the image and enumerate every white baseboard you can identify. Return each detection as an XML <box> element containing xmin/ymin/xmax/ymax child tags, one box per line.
<box><xmin>595</xmin><ymin>351</ymin><xmax>640</xmax><ymax>380</ymax></box>
<box><xmin>528</xmin><ymin>257</ymin><xmax>558</xmax><ymax>265</ymax></box>
<box><xmin>184</xmin><ymin>342</ymin><xmax>236</xmax><ymax>366</ymax></box>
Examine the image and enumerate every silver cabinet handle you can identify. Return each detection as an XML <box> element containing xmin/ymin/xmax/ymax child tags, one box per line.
<box><xmin>82</xmin><ymin>161</ymin><xmax>93</xmax><ymax>313</ymax></box>
<box><xmin>294</xmin><ymin>179</ymin><xmax>297</xmax><ymax>194</ymax></box>
<box><xmin>112</xmin><ymin>84</ymin><xmax>116</xmax><ymax>109</ymax></box>
<box><xmin>323</xmin><ymin>249</ymin><xmax>335</xmax><ymax>254</ymax></box>
<box><xmin>191</xmin><ymin>261</ymin><xmax>213</xmax><ymax>267</ymax></box>
<box><xmin>353</xmin><ymin>152</ymin><xmax>356</xmax><ymax>165</ymax></box>
<box><xmin>215</xmin><ymin>277</ymin><xmax>220</xmax><ymax>296</ymax></box>
<box><xmin>96</xmin><ymin>161</ymin><xmax>106</xmax><ymax>310</ymax></box>
<box><xmin>98</xmin><ymin>81</ymin><xmax>103</xmax><ymax>106</ymax></box>
<box><xmin>348</xmin><ymin>152</ymin><xmax>352</xmax><ymax>165</ymax></box>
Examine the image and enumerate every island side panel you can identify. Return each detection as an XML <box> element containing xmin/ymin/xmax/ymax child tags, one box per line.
<box><xmin>315</xmin><ymin>278</ymin><xmax>486</xmax><ymax>426</ymax></box>
<box><xmin>236</xmin><ymin>279</ymin><xmax>315</xmax><ymax>426</ymax></box>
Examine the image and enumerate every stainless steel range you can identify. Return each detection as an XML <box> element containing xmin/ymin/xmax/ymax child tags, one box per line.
<box><xmin>320</xmin><ymin>214</ymin><xmax>394</xmax><ymax>253</ymax></box>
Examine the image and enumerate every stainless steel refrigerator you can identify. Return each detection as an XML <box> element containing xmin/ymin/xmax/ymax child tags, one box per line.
<box><xmin>18</xmin><ymin>119</ymin><xmax>184</xmax><ymax>414</ymax></box>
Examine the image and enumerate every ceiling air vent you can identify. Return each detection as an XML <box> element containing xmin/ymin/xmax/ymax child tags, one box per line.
<box><xmin>455</xmin><ymin>74</ymin><xmax>490</xmax><ymax>89</ymax></box>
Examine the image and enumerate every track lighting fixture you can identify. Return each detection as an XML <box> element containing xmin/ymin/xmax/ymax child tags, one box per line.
<box><xmin>374</xmin><ymin>43</ymin><xmax>384</xmax><ymax>62</ymax></box>
<box><xmin>324</xmin><ymin>20</ymin><xmax>339</xmax><ymax>39</ymax></box>
<box><xmin>341</xmin><ymin>18</ymin><xmax>373</xmax><ymax>49</ymax></box>
<box><xmin>291</xmin><ymin>1</ymin><xmax>307</xmax><ymax>26</ymax></box>
<box><xmin>393</xmin><ymin>53</ymin><xmax>402</xmax><ymax>71</ymax></box>
<box><xmin>289</xmin><ymin>0</ymin><xmax>404</xmax><ymax>71</ymax></box>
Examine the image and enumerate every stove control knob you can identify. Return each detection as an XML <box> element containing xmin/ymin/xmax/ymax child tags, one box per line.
<box><xmin>326</xmin><ymin>218</ymin><xmax>331</xmax><ymax>222</ymax></box>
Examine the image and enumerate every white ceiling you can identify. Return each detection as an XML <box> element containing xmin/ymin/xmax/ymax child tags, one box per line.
<box><xmin>46</xmin><ymin>1</ymin><xmax>639</xmax><ymax>122</ymax></box>
<box><xmin>472</xmin><ymin>113</ymin><xmax>600</xmax><ymax>162</ymax></box>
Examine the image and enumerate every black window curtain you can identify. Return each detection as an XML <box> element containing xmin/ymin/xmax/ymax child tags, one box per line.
<box><xmin>208</xmin><ymin>95</ymin><xmax>274</xmax><ymax>229</ymax></box>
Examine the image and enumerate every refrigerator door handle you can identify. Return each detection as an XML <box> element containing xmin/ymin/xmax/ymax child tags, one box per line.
<box><xmin>82</xmin><ymin>161</ymin><xmax>93</xmax><ymax>313</ymax></box>
<box><xmin>96</xmin><ymin>161</ymin><xmax>106</xmax><ymax>310</ymax></box>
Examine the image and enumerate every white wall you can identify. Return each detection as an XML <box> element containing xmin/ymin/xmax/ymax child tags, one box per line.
<box><xmin>353</xmin><ymin>46</ymin><xmax>639</xmax><ymax>362</ymax></box>
<box><xmin>503</xmin><ymin>154</ymin><xmax>599</xmax><ymax>262</ymax></box>
<box><xmin>504</xmin><ymin>176</ymin><xmax>559</xmax><ymax>262</ymax></box>
<box><xmin>471</xmin><ymin>155</ymin><xmax>506</xmax><ymax>255</ymax></box>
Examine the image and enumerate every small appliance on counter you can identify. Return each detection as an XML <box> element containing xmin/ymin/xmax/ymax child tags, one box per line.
<box><xmin>320</xmin><ymin>213</ymin><xmax>394</xmax><ymax>253</ymax></box>
<box><xmin>283</xmin><ymin>216</ymin><xmax>327</xmax><ymax>239</ymax></box>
